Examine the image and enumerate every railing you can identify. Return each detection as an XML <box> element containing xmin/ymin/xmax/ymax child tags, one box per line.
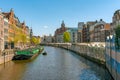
<box><xmin>0</xmin><ymin>49</ymin><xmax>15</xmax><ymax>65</ymax></box>
<box><xmin>1</xmin><ymin>49</ymin><xmax>14</xmax><ymax>55</ymax></box>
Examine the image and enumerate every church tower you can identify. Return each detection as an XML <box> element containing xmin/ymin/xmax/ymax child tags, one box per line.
<box><xmin>30</xmin><ymin>27</ymin><xmax>33</xmax><ymax>38</ymax></box>
<box><xmin>61</xmin><ymin>20</ymin><xmax>65</xmax><ymax>28</ymax></box>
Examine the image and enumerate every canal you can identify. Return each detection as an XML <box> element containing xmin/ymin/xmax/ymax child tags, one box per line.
<box><xmin>0</xmin><ymin>46</ymin><xmax>112</xmax><ymax>80</ymax></box>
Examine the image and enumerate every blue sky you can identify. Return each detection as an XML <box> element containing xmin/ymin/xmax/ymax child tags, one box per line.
<box><xmin>0</xmin><ymin>0</ymin><xmax>120</xmax><ymax>36</ymax></box>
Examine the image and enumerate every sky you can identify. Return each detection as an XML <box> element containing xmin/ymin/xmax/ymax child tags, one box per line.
<box><xmin>0</xmin><ymin>0</ymin><xmax>120</xmax><ymax>37</ymax></box>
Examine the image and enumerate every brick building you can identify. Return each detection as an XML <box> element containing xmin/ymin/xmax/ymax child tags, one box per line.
<box><xmin>54</xmin><ymin>21</ymin><xmax>67</xmax><ymax>43</ymax></box>
<box><xmin>3</xmin><ymin>9</ymin><xmax>30</xmax><ymax>48</ymax></box>
<box><xmin>111</xmin><ymin>9</ymin><xmax>120</xmax><ymax>35</ymax></box>
<box><xmin>82</xmin><ymin>21</ymin><xmax>96</xmax><ymax>42</ymax></box>
<box><xmin>77</xmin><ymin>22</ymin><xmax>84</xmax><ymax>43</ymax></box>
<box><xmin>94</xmin><ymin>22</ymin><xmax>110</xmax><ymax>42</ymax></box>
<box><xmin>3</xmin><ymin>18</ymin><xmax>9</xmax><ymax>49</ymax></box>
<box><xmin>0</xmin><ymin>12</ymin><xmax>4</xmax><ymax>51</ymax></box>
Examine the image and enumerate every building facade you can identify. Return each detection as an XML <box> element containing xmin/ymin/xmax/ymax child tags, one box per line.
<box><xmin>0</xmin><ymin>12</ymin><xmax>4</xmax><ymax>51</ymax></box>
<box><xmin>54</xmin><ymin>21</ymin><xmax>67</xmax><ymax>43</ymax></box>
<box><xmin>90</xmin><ymin>19</ymin><xmax>105</xmax><ymax>42</ymax></box>
<box><xmin>77</xmin><ymin>22</ymin><xmax>84</xmax><ymax>43</ymax></box>
<box><xmin>94</xmin><ymin>23</ymin><xmax>110</xmax><ymax>42</ymax></box>
<box><xmin>67</xmin><ymin>28</ymin><xmax>78</xmax><ymax>43</ymax></box>
<box><xmin>43</xmin><ymin>34</ymin><xmax>53</xmax><ymax>43</ymax></box>
<box><xmin>82</xmin><ymin>21</ymin><xmax>96</xmax><ymax>42</ymax></box>
<box><xmin>2</xmin><ymin>9</ymin><xmax>31</xmax><ymax>48</ymax></box>
<box><xmin>111</xmin><ymin>9</ymin><xmax>120</xmax><ymax>35</ymax></box>
<box><xmin>4</xmin><ymin>18</ymin><xmax>9</xmax><ymax>49</ymax></box>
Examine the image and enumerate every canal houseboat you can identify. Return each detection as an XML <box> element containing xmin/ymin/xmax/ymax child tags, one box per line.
<box><xmin>12</xmin><ymin>46</ymin><xmax>44</xmax><ymax>60</ymax></box>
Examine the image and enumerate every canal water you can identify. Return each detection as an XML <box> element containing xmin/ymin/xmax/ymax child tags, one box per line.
<box><xmin>0</xmin><ymin>46</ymin><xmax>112</xmax><ymax>80</ymax></box>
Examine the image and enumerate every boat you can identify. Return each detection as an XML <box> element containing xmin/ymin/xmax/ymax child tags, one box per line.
<box><xmin>42</xmin><ymin>51</ymin><xmax>47</xmax><ymax>55</ymax></box>
<box><xmin>12</xmin><ymin>46</ymin><xmax>44</xmax><ymax>60</ymax></box>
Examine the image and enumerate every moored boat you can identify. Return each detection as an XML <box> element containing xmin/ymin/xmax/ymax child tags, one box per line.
<box><xmin>42</xmin><ymin>51</ymin><xmax>47</xmax><ymax>55</ymax></box>
<box><xmin>12</xmin><ymin>46</ymin><xmax>44</xmax><ymax>60</ymax></box>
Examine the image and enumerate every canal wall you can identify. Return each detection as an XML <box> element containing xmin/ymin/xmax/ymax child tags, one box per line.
<box><xmin>41</xmin><ymin>43</ymin><xmax>105</xmax><ymax>66</ymax></box>
<box><xmin>64</xmin><ymin>43</ymin><xmax>105</xmax><ymax>65</ymax></box>
<box><xmin>0</xmin><ymin>49</ymin><xmax>14</xmax><ymax>65</ymax></box>
<box><xmin>105</xmin><ymin>35</ymin><xmax>120</xmax><ymax>80</ymax></box>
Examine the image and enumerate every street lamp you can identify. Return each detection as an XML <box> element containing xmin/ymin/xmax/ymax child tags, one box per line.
<box><xmin>109</xmin><ymin>34</ymin><xmax>113</xmax><ymax>75</ymax></box>
<box><xmin>2</xmin><ymin>50</ymin><xmax>6</xmax><ymax>68</ymax></box>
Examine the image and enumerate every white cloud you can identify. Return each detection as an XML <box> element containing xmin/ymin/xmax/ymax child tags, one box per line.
<box><xmin>43</xmin><ymin>26</ymin><xmax>48</xmax><ymax>29</ymax></box>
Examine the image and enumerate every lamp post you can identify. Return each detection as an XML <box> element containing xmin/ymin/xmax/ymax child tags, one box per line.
<box><xmin>2</xmin><ymin>50</ymin><xmax>6</xmax><ymax>68</ymax></box>
<box><xmin>109</xmin><ymin>34</ymin><xmax>113</xmax><ymax>75</ymax></box>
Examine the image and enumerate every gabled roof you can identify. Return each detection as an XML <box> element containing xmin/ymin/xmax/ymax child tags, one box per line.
<box><xmin>114</xmin><ymin>9</ymin><xmax>120</xmax><ymax>15</ymax></box>
<box><xmin>2</xmin><ymin>12</ymin><xmax>10</xmax><ymax>19</ymax></box>
<box><xmin>89</xmin><ymin>20</ymin><xmax>106</xmax><ymax>31</ymax></box>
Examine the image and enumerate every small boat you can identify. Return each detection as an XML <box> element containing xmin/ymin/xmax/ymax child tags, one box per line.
<box><xmin>42</xmin><ymin>51</ymin><xmax>47</xmax><ymax>55</ymax></box>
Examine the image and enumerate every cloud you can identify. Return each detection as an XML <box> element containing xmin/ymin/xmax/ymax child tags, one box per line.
<box><xmin>43</xmin><ymin>26</ymin><xmax>48</xmax><ymax>29</ymax></box>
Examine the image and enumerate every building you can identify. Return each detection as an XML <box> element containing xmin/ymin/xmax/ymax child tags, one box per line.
<box><xmin>82</xmin><ymin>21</ymin><xmax>96</xmax><ymax>42</ymax></box>
<box><xmin>77</xmin><ymin>22</ymin><xmax>84</xmax><ymax>43</ymax></box>
<box><xmin>111</xmin><ymin>9</ymin><xmax>120</xmax><ymax>35</ymax></box>
<box><xmin>30</xmin><ymin>27</ymin><xmax>33</xmax><ymax>38</ymax></box>
<box><xmin>89</xmin><ymin>19</ymin><xmax>105</xmax><ymax>42</ymax></box>
<box><xmin>67</xmin><ymin>28</ymin><xmax>78</xmax><ymax>43</ymax></box>
<box><xmin>54</xmin><ymin>21</ymin><xmax>67</xmax><ymax>43</ymax></box>
<box><xmin>3</xmin><ymin>18</ymin><xmax>9</xmax><ymax>49</ymax></box>
<box><xmin>93</xmin><ymin>19</ymin><xmax>110</xmax><ymax>42</ymax></box>
<box><xmin>3</xmin><ymin>9</ymin><xmax>20</xmax><ymax>48</ymax></box>
<box><xmin>0</xmin><ymin>11</ymin><xmax>4</xmax><ymax>51</ymax></box>
<box><xmin>43</xmin><ymin>34</ymin><xmax>53</xmax><ymax>43</ymax></box>
<box><xmin>26</xmin><ymin>26</ymin><xmax>30</xmax><ymax>44</ymax></box>
<box><xmin>3</xmin><ymin>9</ymin><xmax>30</xmax><ymax>48</ymax></box>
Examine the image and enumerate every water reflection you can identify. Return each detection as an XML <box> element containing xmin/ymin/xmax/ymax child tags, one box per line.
<box><xmin>0</xmin><ymin>46</ymin><xmax>112</xmax><ymax>80</ymax></box>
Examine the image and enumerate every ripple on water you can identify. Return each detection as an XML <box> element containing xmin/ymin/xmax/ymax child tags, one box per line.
<box><xmin>80</xmin><ymin>69</ymin><xmax>101</xmax><ymax>80</ymax></box>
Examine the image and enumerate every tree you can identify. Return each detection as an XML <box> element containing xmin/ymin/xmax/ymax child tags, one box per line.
<box><xmin>31</xmin><ymin>37</ymin><xmax>37</xmax><ymax>45</ymax></box>
<box><xmin>115</xmin><ymin>25</ymin><xmax>120</xmax><ymax>49</ymax></box>
<box><xmin>63</xmin><ymin>31</ymin><xmax>71</xmax><ymax>42</ymax></box>
<box><xmin>26</xmin><ymin>37</ymin><xmax>30</xmax><ymax>44</ymax></box>
<box><xmin>14</xmin><ymin>35</ymin><xmax>20</xmax><ymax>44</ymax></box>
<box><xmin>36</xmin><ymin>37</ymin><xmax>41</xmax><ymax>45</ymax></box>
<box><xmin>21</xmin><ymin>34</ymin><xmax>27</xmax><ymax>45</ymax></box>
<box><xmin>31</xmin><ymin>36</ymin><xmax>41</xmax><ymax>45</ymax></box>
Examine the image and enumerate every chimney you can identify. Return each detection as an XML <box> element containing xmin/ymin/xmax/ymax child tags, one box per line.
<box><xmin>100</xmin><ymin>19</ymin><xmax>103</xmax><ymax>21</ymax></box>
<box><xmin>95</xmin><ymin>20</ymin><xmax>98</xmax><ymax>23</ymax></box>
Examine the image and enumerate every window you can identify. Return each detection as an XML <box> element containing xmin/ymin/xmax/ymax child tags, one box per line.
<box><xmin>4</xmin><ymin>29</ymin><xmax>8</xmax><ymax>33</ymax></box>
<box><xmin>4</xmin><ymin>21</ymin><xmax>8</xmax><ymax>26</ymax></box>
<box><xmin>1</xmin><ymin>31</ymin><xmax>3</xmax><ymax>36</ymax></box>
<box><xmin>73</xmin><ymin>32</ymin><xmax>75</xmax><ymax>37</ymax></box>
<box><xmin>101</xmin><ymin>25</ymin><xmax>104</xmax><ymax>29</ymax></box>
<box><xmin>4</xmin><ymin>36</ymin><xmax>8</xmax><ymax>40</ymax></box>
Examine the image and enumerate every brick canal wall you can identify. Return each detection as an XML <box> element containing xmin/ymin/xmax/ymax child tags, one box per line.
<box><xmin>42</xmin><ymin>43</ymin><xmax>105</xmax><ymax>65</ymax></box>
<box><xmin>0</xmin><ymin>49</ymin><xmax>14</xmax><ymax>65</ymax></box>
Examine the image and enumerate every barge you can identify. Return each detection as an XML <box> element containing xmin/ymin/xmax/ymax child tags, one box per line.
<box><xmin>12</xmin><ymin>46</ymin><xmax>44</xmax><ymax>60</ymax></box>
